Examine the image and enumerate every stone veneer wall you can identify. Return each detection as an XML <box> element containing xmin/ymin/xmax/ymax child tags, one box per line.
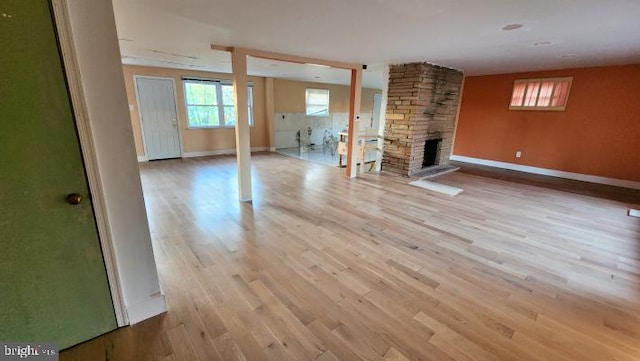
<box><xmin>382</xmin><ymin>63</ymin><xmax>464</xmax><ymax>176</ymax></box>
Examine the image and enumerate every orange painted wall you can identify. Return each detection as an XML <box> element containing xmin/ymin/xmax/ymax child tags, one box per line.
<box><xmin>453</xmin><ymin>64</ymin><xmax>640</xmax><ymax>182</ymax></box>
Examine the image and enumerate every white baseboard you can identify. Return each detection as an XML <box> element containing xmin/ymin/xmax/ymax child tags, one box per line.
<box><xmin>137</xmin><ymin>155</ymin><xmax>148</xmax><ymax>162</ymax></box>
<box><xmin>126</xmin><ymin>293</ymin><xmax>167</xmax><ymax>325</ymax></box>
<box><xmin>450</xmin><ymin>155</ymin><xmax>640</xmax><ymax>190</ymax></box>
<box><xmin>182</xmin><ymin>147</ymin><xmax>268</xmax><ymax>158</ymax></box>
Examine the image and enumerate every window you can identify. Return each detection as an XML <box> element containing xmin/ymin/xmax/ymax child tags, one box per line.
<box><xmin>183</xmin><ymin>78</ymin><xmax>254</xmax><ymax>127</ymax></box>
<box><xmin>509</xmin><ymin>77</ymin><xmax>572</xmax><ymax>111</ymax></box>
<box><xmin>305</xmin><ymin>88</ymin><xmax>330</xmax><ymax>116</ymax></box>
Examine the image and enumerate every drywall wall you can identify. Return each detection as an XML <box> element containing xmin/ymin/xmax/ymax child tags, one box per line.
<box><xmin>65</xmin><ymin>0</ymin><xmax>165</xmax><ymax>323</ymax></box>
<box><xmin>274</xmin><ymin>113</ymin><xmax>365</xmax><ymax>149</ymax></box>
<box><xmin>274</xmin><ymin>78</ymin><xmax>380</xmax><ymax>113</ymax></box>
<box><xmin>122</xmin><ymin>65</ymin><xmax>269</xmax><ymax>157</ymax></box>
<box><xmin>453</xmin><ymin>64</ymin><xmax>640</xmax><ymax>182</ymax></box>
<box><xmin>273</xmin><ymin>79</ymin><xmax>381</xmax><ymax>149</ymax></box>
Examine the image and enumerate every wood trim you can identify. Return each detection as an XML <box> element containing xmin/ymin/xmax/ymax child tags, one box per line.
<box><xmin>450</xmin><ymin>155</ymin><xmax>640</xmax><ymax>190</ymax></box>
<box><xmin>50</xmin><ymin>0</ymin><xmax>128</xmax><ymax>326</ymax></box>
<box><xmin>211</xmin><ymin>45</ymin><xmax>361</xmax><ymax>70</ymax></box>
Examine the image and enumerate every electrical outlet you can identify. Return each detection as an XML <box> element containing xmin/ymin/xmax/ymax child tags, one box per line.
<box><xmin>515</xmin><ymin>151</ymin><xmax>522</xmax><ymax>158</ymax></box>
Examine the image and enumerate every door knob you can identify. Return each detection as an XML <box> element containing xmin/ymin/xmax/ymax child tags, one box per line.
<box><xmin>66</xmin><ymin>193</ymin><xmax>83</xmax><ymax>205</ymax></box>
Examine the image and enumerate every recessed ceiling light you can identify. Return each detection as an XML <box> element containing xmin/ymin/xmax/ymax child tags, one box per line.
<box><xmin>502</xmin><ymin>23</ymin><xmax>523</xmax><ymax>31</ymax></box>
<box><xmin>533</xmin><ymin>41</ymin><xmax>552</xmax><ymax>46</ymax></box>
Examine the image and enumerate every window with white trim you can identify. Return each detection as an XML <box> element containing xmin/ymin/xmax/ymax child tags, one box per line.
<box><xmin>509</xmin><ymin>77</ymin><xmax>572</xmax><ymax>111</ymax></box>
<box><xmin>183</xmin><ymin>78</ymin><xmax>254</xmax><ymax>128</ymax></box>
<box><xmin>305</xmin><ymin>88</ymin><xmax>330</xmax><ymax>116</ymax></box>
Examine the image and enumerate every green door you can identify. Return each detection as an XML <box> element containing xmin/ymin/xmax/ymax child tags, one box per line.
<box><xmin>0</xmin><ymin>0</ymin><xmax>117</xmax><ymax>349</ymax></box>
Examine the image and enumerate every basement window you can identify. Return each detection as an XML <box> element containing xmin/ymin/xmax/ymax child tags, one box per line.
<box><xmin>305</xmin><ymin>88</ymin><xmax>330</xmax><ymax>116</ymax></box>
<box><xmin>509</xmin><ymin>77</ymin><xmax>572</xmax><ymax>111</ymax></box>
<box><xmin>183</xmin><ymin>78</ymin><xmax>254</xmax><ymax>128</ymax></box>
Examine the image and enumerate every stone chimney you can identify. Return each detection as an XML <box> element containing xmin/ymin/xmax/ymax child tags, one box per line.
<box><xmin>382</xmin><ymin>62</ymin><xmax>463</xmax><ymax>177</ymax></box>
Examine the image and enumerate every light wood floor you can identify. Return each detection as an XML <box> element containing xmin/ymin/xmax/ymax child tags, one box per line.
<box><xmin>62</xmin><ymin>153</ymin><xmax>640</xmax><ymax>361</ymax></box>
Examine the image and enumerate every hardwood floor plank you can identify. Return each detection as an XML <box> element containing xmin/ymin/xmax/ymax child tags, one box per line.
<box><xmin>166</xmin><ymin>324</ymin><xmax>200</xmax><ymax>361</ymax></box>
<box><xmin>60</xmin><ymin>154</ymin><xmax>640</xmax><ymax>361</ymax></box>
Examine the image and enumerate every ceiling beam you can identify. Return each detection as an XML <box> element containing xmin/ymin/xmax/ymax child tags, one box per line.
<box><xmin>211</xmin><ymin>44</ymin><xmax>361</xmax><ymax>70</ymax></box>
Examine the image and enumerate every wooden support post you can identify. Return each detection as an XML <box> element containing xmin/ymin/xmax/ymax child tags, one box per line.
<box><xmin>346</xmin><ymin>67</ymin><xmax>362</xmax><ymax>178</ymax></box>
<box><xmin>231</xmin><ymin>48</ymin><xmax>252</xmax><ymax>201</ymax></box>
<box><xmin>265</xmin><ymin>77</ymin><xmax>275</xmax><ymax>151</ymax></box>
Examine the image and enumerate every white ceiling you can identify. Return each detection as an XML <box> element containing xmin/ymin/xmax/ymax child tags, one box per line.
<box><xmin>112</xmin><ymin>0</ymin><xmax>640</xmax><ymax>89</ymax></box>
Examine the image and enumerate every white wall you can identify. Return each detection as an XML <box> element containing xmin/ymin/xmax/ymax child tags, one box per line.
<box><xmin>65</xmin><ymin>0</ymin><xmax>165</xmax><ymax>324</ymax></box>
<box><xmin>274</xmin><ymin>112</ymin><xmax>375</xmax><ymax>149</ymax></box>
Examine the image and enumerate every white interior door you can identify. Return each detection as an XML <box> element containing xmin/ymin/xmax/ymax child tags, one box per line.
<box><xmin>136</xmin><ymin>77</ymin><xmax>181</xmax><ymax>160</ymax></box>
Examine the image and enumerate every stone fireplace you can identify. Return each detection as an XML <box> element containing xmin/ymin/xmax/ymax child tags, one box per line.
<box><xmin>382</xmin><ymin>62</ymin><xmax>463</xmax><ymax>177</ymax></box>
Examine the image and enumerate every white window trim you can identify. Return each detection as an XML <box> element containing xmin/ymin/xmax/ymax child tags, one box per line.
<box><xmin>183</xmin><ymin>77</ymin><xmax>254</xmax><ymax>128</ymax></box>
<box><xmin>509</xmin><ymin>77</ymin><xmax>573</xmax><ymax>111</ymax></box>
<box><xmin>305</xmin><ymin>88</ymin><xmax>330</xmax><ymax>117</ymax></box>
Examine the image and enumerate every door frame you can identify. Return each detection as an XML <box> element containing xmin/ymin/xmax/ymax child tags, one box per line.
<box><xmin>51</xmin><ymin>0</ymin><xmax>127</xmax><ymax>325</ymax></box>
<box><xmin>133</xmin><ymin>75</ymin><xmax>183</xmax><ymax>160</ymax></box>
